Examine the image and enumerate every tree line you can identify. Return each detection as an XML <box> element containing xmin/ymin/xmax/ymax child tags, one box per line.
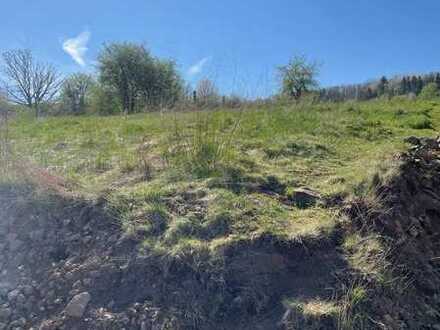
<box><xmin>319</xmin><ymin>73</ymin><xmax>440</xmax><ymax>102</ymax></box>
<box><xmin>0</xmin><ymin>43</ymin><xmax>246</xmax><ymax>117</ymax></box>
<box><xmin>1</xmin><ymin>46</ymin><xmax>439</xmax><ymax>118</ymax></box>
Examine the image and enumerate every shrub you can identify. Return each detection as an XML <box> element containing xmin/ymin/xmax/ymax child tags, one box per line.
<box><xmin>419</xmin><ymin>82</ymin><xmax>439</xmax><ymax>100</ymax></box>
<box><xmin>97</xmin><ymin>42</ymin><xmax>184</xmax><ymax>114</ymax></box>
<box><xmin>408</xmin><ymin>116</ymin><xmax>432</xmax><ymax>129</ymax></box>
<box><xmin>60</xmin><ymin>73</ymin><xmax>94</xmax><ymax>114</ymax></box>
<box><xmin>89</xmin><ymin>84</ymin><xmax>122</xmax><ymax>115</ymax></box>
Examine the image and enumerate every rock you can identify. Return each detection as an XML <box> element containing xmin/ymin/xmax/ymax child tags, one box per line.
<box><xmin>54</xmin><ymin>142</ymin><xmax>67</xmax><ymax>150</ymax></box>
<box><xmin>421</xmin><ymin>137</ymin><xmax>440</xmax><ymax>150</ymax></box>
<box><xmin>64</xmin><ymin>292</ymin><xmax>91</xmax><ymax>318</ymax></box>
<box><xmin>141</xmin><ymin>321</ymin><xmax>148</xmax><ymax>330</ymax></box>
<box><xmin>21</xmin><ymin>285</ymin><xmax>33</xmax><ymax>296</ymax></box>
<box><xmin>29</xmin><ymin>230</ymin><xmax>45</xmax><ymax>242</ymax></box>
<box><xmin>0</xmin><ymin>282</ymin><xmax>12</xmax><ymax>296</ymax></box>
<box><xmin>289</xmin><ymin>188</ymin><xmax>321</xmax><ymax>208</ymax></box>
<box><xmin>0</xmin><ymin>306</ymin><xmax>11</xmax><ymax>321</ymax></box>
<box><xmin>7</xmin><ymin>289</ymin><xmax>21</xmax><ymax>303</ymax></box>
<box><xmin>404</xmin><ymin>136</ymin><xmax>420</xmax><ymax>145</ymax></box>
<box><xmin>9</xmin><ymin>317</ymin><xmax>26</xmax><ymax>327</ymax></box>
<box><xmin>6</xmin><ymin>234</ymin><xmax>23</xmax><ymax>252</ymax></box>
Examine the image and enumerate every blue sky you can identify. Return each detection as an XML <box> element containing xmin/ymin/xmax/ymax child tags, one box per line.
<box><xmin>1</xmin><ymin>0</ymin><xmax>440</xmax><ymax>96</ymax></box>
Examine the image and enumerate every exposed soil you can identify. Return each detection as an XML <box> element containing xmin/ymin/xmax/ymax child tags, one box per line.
<box><xmin>1</xmin><ymin>137</ymin><xmax>440</xmax><ymax>329</ymax></box>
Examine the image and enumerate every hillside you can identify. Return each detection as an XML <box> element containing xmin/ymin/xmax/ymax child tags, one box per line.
<box><xmin>1</xmin><ymin>99</ymin><xmax>440</xmax><ymax>329</ymax></box>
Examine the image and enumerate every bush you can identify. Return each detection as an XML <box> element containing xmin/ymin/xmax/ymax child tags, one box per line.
<box><xmin>97</xmin><ymin>42</ymin><xmax>184</xmax><ymax>114</ymax></box>
<box><xmin>59</xmin><ymin>74</ymin><xmax>94</xmax><ymax>114</ymax></box>
<box><xmin>408</xmin><ymin>116</ymin><xmax>433</xmax><ymax>129</ymax></box>
<box><xmin>89</xmin><ymin>84</ymin><xmax>122</xmax><ymax>115</ymax></box>
<box><xmin>419</xmin><ymin>83</ymin><xmax>439</xmax><ymax>100</ymax></box>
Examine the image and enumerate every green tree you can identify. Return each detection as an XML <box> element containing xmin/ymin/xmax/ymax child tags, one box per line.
<box><xmin>97</xmin><ymin>42</ymin><xmax>183</xmax><ymax>114</ymax></box>
<box><xmin>144</xmin><ymin>59</ymin><xmax>184</xmax><ymax>108</ymax></box>
<box><xmin>435</xmin><ymin>73</ymin><xmax>440</xmax><ymax>88</ymax></box>
<box><xmin>416</xmin><ymin>76</ymin><xmax>424</xmax><ymax>95</ymax></box>
<box><xmin>89</xmin><ymin>83</ymin><xmax>121</xmax><ymax>115</ymax></box>
<box><xmin>410</xmin><ymin>76</ymin><xmax>418</xmax><ymax>94</ymax></box>
<box><xmin>377</xmin><ymin>76</ymin><xmax>388</xmax><ymax>96</ymax></box>
<box><xmin>399</xmin><ymin>77</ymin><xmax>409</xmax><ymax>95</ymax></box>
<box><xmin>278</xmin><ymin>55</ymin><xmax>319</xmax><ymax>100</ymax></box>
<box><xmin>419</xmin><ymin>82</ymin><xmax>439</xmax><ymax>100</ymax></box>
<box><xmin>60</xmin><ymin>73</ymin><xmax>93</xmax><ymax>114</ymax></box>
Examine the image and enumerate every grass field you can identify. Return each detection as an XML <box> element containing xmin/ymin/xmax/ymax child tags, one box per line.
<box><xmin>2</xmin><ymin>97</ymin><xmax>440</xmax><ymax>328</ymax></box>
<box><xmin>5</xmin><ymin>98</ymin><xmax>439</xmax><ymax>253</ymax></box>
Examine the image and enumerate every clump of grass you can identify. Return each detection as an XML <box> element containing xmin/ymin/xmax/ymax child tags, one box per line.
<box><xmin>282</xmin><ymin>298</ymin><xmax>339</xmax><ymax>329</ymax></box>
<box><xmin>164</xmin><ymin>111</ymin><xmax>241</xmax><ymax>178</ymax></box>
<box><xmin>407</xmin><ymin>116</ymin><xmax>433</xmax><ymax>129</ymax></box>
<box><xmin>264</xmin><ymin>140</ymin><xmax>332</xmax><ymax>159</ymax></box>
<box><xmin>336</xmin><ymin>282</ymin><xmax>368</xmax><ymax>330</ymax></box>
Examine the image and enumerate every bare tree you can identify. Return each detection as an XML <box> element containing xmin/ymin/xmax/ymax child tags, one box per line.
<box><xmin>1</xmin><ymin>49</ymin><xmax>62</xmax><ymax>117</ymax></box>
<box><xmin>196</xmin><ymin>79</ymin><xmax>219</xmax><ymax>106</ymax></box>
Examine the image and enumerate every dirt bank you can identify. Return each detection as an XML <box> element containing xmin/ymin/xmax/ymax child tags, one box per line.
<box><xmin>1</xmin><ymin>137</ymin><xmax>440</xmax><ymax>329</ymax></box>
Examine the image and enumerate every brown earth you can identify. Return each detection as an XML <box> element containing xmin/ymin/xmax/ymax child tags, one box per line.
<box><xmin>0</xmin><ymin>137</ymin><xmax>440</xmax><ymax>329</ymax></box>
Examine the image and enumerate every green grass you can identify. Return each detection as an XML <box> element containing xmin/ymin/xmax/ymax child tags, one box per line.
<box><xmin>3</xmin><ymin>97</ymin><xmax>440</xmax><ymax>327</ymax></box>
<box><xmin>6</xmin><ymin>98</ymin><xmax>440</xmax><ymax>252</ymax></box>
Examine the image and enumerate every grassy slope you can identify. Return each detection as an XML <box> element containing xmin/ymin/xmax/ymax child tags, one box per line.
<box><xmin>5</xmin><ymin>98</ymin><xmax>440</xmax><ymax>326</ymax></box>
<box><xmin>9</xmin><ymin>98</ymin><xmax>439</xmax><ymax>238</ymax></box>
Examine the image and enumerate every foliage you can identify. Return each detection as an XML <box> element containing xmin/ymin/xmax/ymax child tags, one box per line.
<box><xmin>97</xmin><ymin>42</ymin><xmax>183</xmax><ymax>114</ymax></box>
<box><xmin>321</xmin><ymin>72</ymin><xmax>440</xmax><ymax>102</ymax></box>
<box><xmin>6</xmin><ymin>97</ymin><xmax>440</xmax><ymax>327</ymax></box>
<box><xmin>89</xmin><ymin>83</ymin><xmax>122</xmax><ymax>115</ymax></box>
<box><xmin>60</xmin><ymin>73</ymin><xmax>94</xmax><ymax>114</ymax></box>
<box><xmin>418</xmin><ymin>82</ymin><xmax>439</xmax><ymax>100</ymax></box>
<box><xmin>377</xmin><ymin>76</ymin><xmax>389</xmax><ymax>97</ymax></box>
<box><xmin>278</xmin><ymin>55</ymin><xmax>319</xmax><ymax>100</ymax></box>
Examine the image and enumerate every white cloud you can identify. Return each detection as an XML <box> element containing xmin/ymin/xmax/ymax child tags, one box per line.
<box><xmin>188</xmin><ymin>57</ymin><xmax>211</xmax><ymax>76</ymax></box>
<box><xmin>62</xmin><ymin>31</ymin><xmax>91</xmax><ymax>67</ymax></box>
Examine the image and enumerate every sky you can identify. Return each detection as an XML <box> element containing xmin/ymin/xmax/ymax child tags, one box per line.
<box><xmin>1</xmin><ymin>0</ymin><xmax>440</xmax><ymax>97</ymax></box>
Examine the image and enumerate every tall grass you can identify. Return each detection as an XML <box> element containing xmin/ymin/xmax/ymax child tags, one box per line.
<box><xmin>336</xmin><ymin>282</ymin><xmax>368</xmax><ymax>330</ymax></box>
<box><xmin>164</xmin><ymin>110</ymin><xmax>242</xmax><ymax>177</ymax></box>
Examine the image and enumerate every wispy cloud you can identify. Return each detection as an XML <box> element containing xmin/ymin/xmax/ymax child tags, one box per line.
<box><xmin>62</xmin><ymin>31</ymin><xmax>91</xmax><ymax>67</ymax></box>
<box><xmin>188</xmin><ymin>57</ymin><xmax>211</xmax><ymax>76</ymax></box>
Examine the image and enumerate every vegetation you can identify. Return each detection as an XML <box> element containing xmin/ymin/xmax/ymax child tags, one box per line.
<box><xmin>419</xmin><ymin>82</ymin><xmax>439</xmax><ymax>100</ymax></box>
<box><xmin>97</xmin><ymin>42</ymin><xmax>183</xmax><ymax>114</ymax></box>
<box><xmin>278</xmin><ymin>55</ymin><xmax>319</xmax><ymax>100</ymax></box>
<box><xmin>1</xmin><ymin>41</ymin><xmax>440</xmax><ymax>328</ymax></box>
<box><xmin>320</xmin><ymin>72</ymin><xmax>440</xmax><ymax>102</ymax></box>
<box><xmin>6</xmin><ymin>97</ymin><xmax>438</xmax><ymax>210</ymax></box>
<box><xmin>2</xmin><ymin>95</ymin><xmax>439</xmax><ymax>327</ymax></box>
<box><xmin>195</xmin><ymin>79</ymin><xmax>220</xmax><ymax>106</ymax></box>
<box><xmin>60</xmin><ymin>73</ymin><xmax>94</xmax><ymax>114</ymax></box>
<box><xmin>1</xmin><ymin>49</ymin><xmax>62</xmax><ymax>117</ymax></box>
